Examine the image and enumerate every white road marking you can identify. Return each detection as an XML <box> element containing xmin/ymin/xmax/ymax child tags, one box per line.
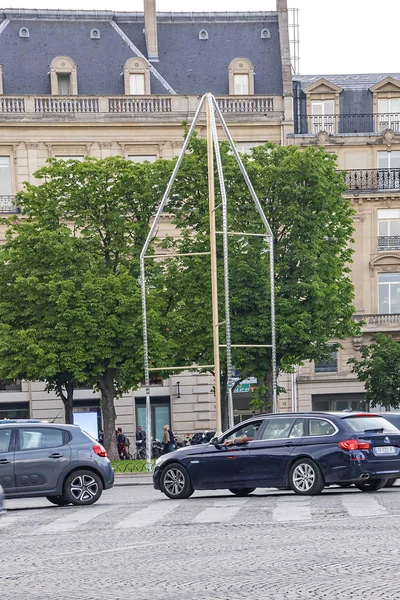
<box><xmin>193</xmin><ymin>498</ymin><xmax>249</xmax><ymax>523</ymax></box>
<box><xmin>341</xmin><ymin>493</ymin><xmax>387</xmax><ymax>518</ymax></box>
<box><xmin>272</xmin><ymin>497</ymin><xmax>311</xmax><ymax>522</ymax></box>
<box><xmin>115</xmin><ymin>500</ymin><xmax>181</xmax><ymax>529</ymax></box>
<box><xmin>37</xmin><ymin>505</ymin><xmax>114</xmax><ymax>534</ymax></box>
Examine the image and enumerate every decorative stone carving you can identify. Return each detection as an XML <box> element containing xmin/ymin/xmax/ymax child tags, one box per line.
<box><xmin>352</xmin><ymin>335</ymin><xmax>363</xmax><ymax>351</ymax></box>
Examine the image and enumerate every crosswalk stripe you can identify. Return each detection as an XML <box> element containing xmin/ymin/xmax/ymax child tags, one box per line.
<box><xmin>272</xmin><ymin>497</ymin><xmax>311</xmax><ymax>522</ymax></box>
<box><xmin>37</xmin><ymin>505</ymin><xmax>114</xmax><ymax>534</ymax></box>
<box><xmin>0</xmin><ymin>509</ymin><xmax>46</xmax><ymax>529</ymax></box>
<box><xmin>115</xmin><ymin>500</ymin><xmax>181</xmax><ymax>529</ymax></box>
<box><xmin>193</xmin><ymin>498</ymin><xmax>249</xmax><ymax>523</ymax></box>
<box><xmin>341</xmin><ymin>493</ymin><xmax>387</xmax><ymax>517</ymax></box>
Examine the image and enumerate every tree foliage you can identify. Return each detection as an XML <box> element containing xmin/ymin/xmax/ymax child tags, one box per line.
<box><xmin>0</xmin><ymin>157</ymin><xmax>172</xmax><ymax>457</ymax></box>
<box><xmin>349</xmin><ymin>334</ymin><xmax>400</xmax><ymax>409</ymax></box>
<box><xmin>162</xmin><ymin>137</ymin><xmax>359</xmax><ymax>426</ymax></box>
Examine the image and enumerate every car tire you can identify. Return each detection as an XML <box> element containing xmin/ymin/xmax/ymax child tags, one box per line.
<box><xmin>46</xmin><ymin>495</ymin><xmax>71</xmax><ymax>506</ymax></box>
<box><xmin>289</xmin><ymin>458</ymin><xmax>325</xmax><ymax>496</ymax></box>
<box><xmin>354</xmin><ymin>478</ymin><xmax>387</xmax><ymax>492</ymax></box>
<box><xmin>160</xmin><ymin>462</ymin><xmax>194</xmax><ymax>499</ymax></box>
<box><xmin>228</xmin><ymin>488</ymin><xmax>256</xmax><ymax>497</ymax></box>
<box><xmin>63</xmin><ymin>470</ymin><xmax>103</xmax><ymax>506</ymax></box>
<box><xmin>384</xmin><ymin>478</ymin><xmax>397</xmax><ymax>488</ymax></box>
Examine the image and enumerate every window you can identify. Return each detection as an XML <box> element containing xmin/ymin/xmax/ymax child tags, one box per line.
<box><xmin>377</xmin><ymin>151</ymin><xmax>400</xmax><ymax>190</ymax></box>
<box><xmin>50</xmin><ymin>56</ymin><xmax>78</xmax><ymax>95</ymax></box>
<box><xmin>308</xmin><ymin>419</ymin><xmax>336</xmax><ymax>436</ymax></box>
<box><xmin>0</xmin><ymin>379</ymin><xmax>22</xmax><ymax>391</ymax></box>
<box><xmin>54</xmin><ymin>156</ymin><xmax>84</xmax><ymax>161</ymax></box>
<box><xmin>127</xmin><ymin>155</ymin><xmax>157</xmax><ymax>164</ymax></box>
<box><xmin>234</xmin><ymin>74</ymin><xmax>249</xmax><ymax>95</ymax></box>
<box><xmin>124</xmin><ymin>58</ymin><xmax>151</xmax><ymax>96</ymax></box>
<box><xmin>314</xmin><ymin>350</ymin><xmax>338</xmax><ymax>373</ymax></box>
<box><xmin>0</xmin><ymin>402</ymin><xmax>29</xmax><ymax>420</ymax></box>
<box><xmin>378</xmin><ymin>98</ymin><xmax>400</xmax><ymax>131</ymax></box>
<box><xmin>0</xmin><ymin>428</ymin><xmax>12</xmax><ymax>453</ymax></box>
<box><xmin>19</xmin><ymin>427</ymin><xmax>65</xmax><ymax>450</ymax></box>
<box><xmin>236</xmin><ymin>142</ymin><xmax>263</xmax><ymax>155</ymax></box>
<box><xmin>228</xmin><ymin>58</ymin><xmax>254</xmax><ymax>95</ymax></box>
<box><xmin>57</xmin><ymin>74</ymin><xmax>71</xmax><ymax>95</ymax></box>
<box><xmin>129</xmin><ymin>74</ymin><xmax>145</xmax><ymax>95</ymax></box>
<box><xmin>221</xmin><ymin>420</ymin><xmax>262</xmax><ymax>443</ymax></box>
<box><xmin>0</xmin><ymin>157</ymin><xmax>12</xmax><ymax>196</ymax></box>
<box><xmin>311</xmin><ymin>100</ymin><xmax>335</xmax><ymax>134</ymax></box>
<box><xmin>378</xmin><ymin>209</ymin><xmax>400</xmax><ymax>250</ymax></box>
<box><xmin>261</xmin><ymin>418</ymin><xmax>304</xmax><ymax>440</ymax></box>
<box><xmin>378</xmin><ymin>272</ymin><xmax>400</xmax><ymax>314</ymax></box>
<box><xmin>344</xmin><ymin>415</ymin><xmax>398</xmax><ymax>434</ymax></box>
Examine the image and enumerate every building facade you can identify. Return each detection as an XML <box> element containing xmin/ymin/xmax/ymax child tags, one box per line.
<box><xmin>278</xmin><ymin>73</ymin><xmax>400</xmax><ymax>414</ymax></box>
<box><xmin>0</xmin><ymin>2</ymin><xmax>294</xmax><ymax>439</ymax></box>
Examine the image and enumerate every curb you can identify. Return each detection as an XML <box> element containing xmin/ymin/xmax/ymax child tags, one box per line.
<box><xmin>114</xmin><ymin>480</ymin><xmax>153</xmax><ymax>487</ymax></box>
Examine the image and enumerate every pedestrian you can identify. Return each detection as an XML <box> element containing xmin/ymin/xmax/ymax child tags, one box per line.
<box><xmin>135</xmin><ymin>425</ymin><xmax>146</xmax><ymax>459</ymax></box>
<box><xmin>168</xmin><ymin>425</ymin><xmax>176</xmax><ymax>452</ymax></box>
<box><xmin>116</xmin><ymin>427</ymin><xmax>128</xmax><ymax>460</ymax></box>
<box><xmin>98</xmin><ymin>430</ymin><xmax>104</xmax><ymax>445</ymax></box>
<box><xmin>163</xmin><ymin>425</ymin><xmax>171</xmax><ymax>454</ymax></box>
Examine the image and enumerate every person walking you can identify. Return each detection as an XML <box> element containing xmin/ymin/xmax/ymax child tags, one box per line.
<box><xmin>163</xmin><ymin>424</ymin><xmax>175</xmax><ymax>454</ymax></box>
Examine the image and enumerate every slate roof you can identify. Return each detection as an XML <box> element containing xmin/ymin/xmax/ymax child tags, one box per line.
<box><xmin>0</xmin><ymin>9</ymin><xmax>283</xmax><ymax>96</ymax></box>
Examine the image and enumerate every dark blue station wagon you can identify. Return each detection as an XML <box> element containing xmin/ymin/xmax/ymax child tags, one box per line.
<box><xmin>153</xmin><ymin>412</ymin><xmax>400</xmax><ymax>499</ymax></box>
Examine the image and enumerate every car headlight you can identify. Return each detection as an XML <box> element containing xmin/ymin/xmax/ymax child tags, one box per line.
<box><xmin>155</xmin><ymin>455</ymin><xmax>167</xmax><ymax>467</ymax></box>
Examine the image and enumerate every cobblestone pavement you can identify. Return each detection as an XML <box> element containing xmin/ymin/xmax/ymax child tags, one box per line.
<box><xmin>2</xmin><ymin>485</ymin><xmax>400</xmax><ymax>600</ymax></box>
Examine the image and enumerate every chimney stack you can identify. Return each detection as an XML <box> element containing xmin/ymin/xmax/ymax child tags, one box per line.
<box><xmin>144</xmin><ymin>0</ymin><xmax>159</xmax><ymax>62</ymax></box>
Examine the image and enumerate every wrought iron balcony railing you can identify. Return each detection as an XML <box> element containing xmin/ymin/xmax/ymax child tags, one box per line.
<box><xmin>344</xmin><ymin>169</ymin><xmax>400</xmax><ymax>193</ymax></box>
<box><xmin>296</xmin><ymin>113</ymin><xmax>400</xmax><ymax>135</ymax></box>
<box><xmin>0</xmin><ymin>195</ymin><xmax>19</xmax><ymax>213</ymax></box>
<box><xmin>378</xmin><ymin>236</ymin><xmax>400</xmax><ymax>251</ymax></box>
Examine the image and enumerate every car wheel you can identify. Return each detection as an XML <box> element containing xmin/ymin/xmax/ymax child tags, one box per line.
<box><xmin>289</xmin><ymin>458</ymin><xmax>325</xmax><ymax>496</ymax></box>
<box><xmin>46</xmin><ymin>495</ymin><xmax>71</xmax><ymax>506</ymax></box>
<box><xmin>384</xmin><ymin>478</ymin><xmax>397</xmax><ymax>488</ymax></box>
<box><xmin>228</xmin><ymin>488</ymin><xmax>256</xmax><ymax>497</ymax></box>
<box><xmin>63</xmin><ymin>470</ymin><xmax>103</xmax><ymax>506</ymax></box>
<box><xmin>160</xmin><ymin>462</ymin><xmax>194</xmax><ymax>499</ymax></box>
<box><xmin>354</xmin><ymin>478</ymin><xmax>387</xmax><ymax>492</ymax></box>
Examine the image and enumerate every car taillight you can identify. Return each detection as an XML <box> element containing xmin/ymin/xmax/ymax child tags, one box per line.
<box><xmin>93</xmin><ymin>444</ymin><xmax>107</xmax><ymax>457</ymax></box>
<box><xmin>338</xmin><ymin>440</ymin><xmax>371</xmax><ymax>451</ymax></box>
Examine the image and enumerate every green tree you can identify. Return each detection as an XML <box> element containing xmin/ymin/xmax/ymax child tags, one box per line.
<box><xmin>349</xmin><ymin>333</ymin><xmax>400</xmax><ymax>409</ymax></box>
<box><xmin>163</xmin><ymin>138</ymin><xmax>359</xmax><ymax>427</ymax></box>
<box><xmin>0</xmin><ymin>157</ymin><xmax>172</xmax><ymax>458</ymax></box>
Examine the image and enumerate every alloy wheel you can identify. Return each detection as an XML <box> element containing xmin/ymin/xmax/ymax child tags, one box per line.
<box><xmin>164</xmin><ymin>468</ymin><xmax>185</xmax><ymax>497</ymax></box>
<box><xmin>292</xmin><ymin>463</ymin><xmax>316</xmax><ymax>492</ymax></box>
<box><xmin>70</xmin><ymin>474</ymin><xmax>99</xmax><ymax>502</ymax></box>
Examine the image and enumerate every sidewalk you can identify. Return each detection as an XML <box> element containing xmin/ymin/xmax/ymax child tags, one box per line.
<box><xmin>114</xmin><ymin>472</ymin><xmax>153</xmax><ymax>486</ymax></box>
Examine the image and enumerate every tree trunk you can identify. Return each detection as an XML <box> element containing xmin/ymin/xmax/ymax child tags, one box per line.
<box><xmin>98</xmin><ymin>368</ymin><xmax>119</xmax><ymax>460</ymax></box>
<box><xmin>263</xmin><ymin>366</ymin><xmax>274</xmax><ymax>414</ymax></box>
<box><xmin>64</xmin><ymin>380</ymin><xmax>74</xmax><ymax>424</ymax></box>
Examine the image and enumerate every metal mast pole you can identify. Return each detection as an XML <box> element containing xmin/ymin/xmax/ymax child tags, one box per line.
<box><xmin>206</xmin><ymin>95</ymin><xmax>222</xmax><ymax>436</ymax></box>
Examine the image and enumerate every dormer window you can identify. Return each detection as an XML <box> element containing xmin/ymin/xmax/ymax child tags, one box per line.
<box><xmin>302</xmin><ymin>78</ymin><xmax>343</xmax><ymax>135</ymax></box>
<box><xmin>370</xmin><ymin>77</ymin><xmax>400</xmax><ymax>133</ymax></box>
<box><xmin>228</xmin><ymin>58</ymin><xmax>254</xmax><ymax>96</ymax></box>
<box><xmin>311</xmin><ymin>100</ymin><xmax>335</xmax><ymax>134</ymax></box>
<box><xmin>124</xmin><ymin>57</ymin><xmax>151</xmax><ymax>95</ymax></box>
<box><xmin>50</xmin><ymin>56</ymin><xmax>78</xmax><ymax>96</ymax></box>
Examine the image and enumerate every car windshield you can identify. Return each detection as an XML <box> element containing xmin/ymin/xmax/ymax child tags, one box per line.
<box><xmin>343</xmin><ymin>416</ymin><xmax>400</xmax><ymax>433</ymax></box>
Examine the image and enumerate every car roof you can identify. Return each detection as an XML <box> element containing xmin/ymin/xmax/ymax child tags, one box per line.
<box><xmin>241</xmin><ymin>411</ymin><xmax>385</xmax><ymax>424</ymax></box>
<box><xmin>0</xmin><ymin>420</ymin><xmax>80</xmax><ymax>429</ymax></box>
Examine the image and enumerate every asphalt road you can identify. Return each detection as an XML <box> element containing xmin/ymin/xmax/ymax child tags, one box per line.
<box><xmin>2</xmin><ymin>484</ymin><xmax>400</xmax><ymax>600</ymax></box>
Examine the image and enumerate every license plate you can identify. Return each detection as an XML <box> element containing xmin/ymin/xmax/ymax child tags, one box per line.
<box><xmin>375</xmin><ymin>446</ymin><xmax>396</xmax><ymax>455</ymax></box>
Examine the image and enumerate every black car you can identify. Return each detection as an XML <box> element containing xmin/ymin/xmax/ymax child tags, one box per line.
<box><xmin>153</xmin><ymin>412</ymin><xmax>400</xmax><ymax>499</ymax></box>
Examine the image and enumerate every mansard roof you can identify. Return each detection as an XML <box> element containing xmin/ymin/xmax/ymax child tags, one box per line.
<box><xmin>0</xmin><ymin>9</ymin><xmax>284</xmax><ymax>96</ymax></box>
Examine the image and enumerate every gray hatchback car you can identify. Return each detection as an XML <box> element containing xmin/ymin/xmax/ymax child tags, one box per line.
<box><xmin>0</xmin><ymin>421</ymin><xmax>114</xmax><ymax>506</ymax></box>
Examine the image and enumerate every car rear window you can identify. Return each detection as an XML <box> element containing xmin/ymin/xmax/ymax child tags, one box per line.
<box><xmin>343</xmin><ymin>416</ymin><xmax>400</xmax><ymax>433</ymax></box>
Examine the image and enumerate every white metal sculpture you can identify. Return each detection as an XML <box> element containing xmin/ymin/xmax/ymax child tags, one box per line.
<box><xmin>140</xmin><ymin>93</ymin><xmax>276</xmax><ymax>466</ymax></box>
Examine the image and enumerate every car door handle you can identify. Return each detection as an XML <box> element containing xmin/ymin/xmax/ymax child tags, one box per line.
<box><xmin>0</xmin><ymin>458</ymin><xmax>11</xmax><ymax>464</ymax></box>
<box><xmin>49</xmin><ymin>453</ymin><xmax>63</xmax><ymax>459</ymax></box>
<box><xmin>283</xmin><ymin>441</ymin><xmax>295</xmax><ymax>446</ymax></box>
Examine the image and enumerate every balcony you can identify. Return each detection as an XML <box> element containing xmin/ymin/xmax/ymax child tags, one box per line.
<box><xmin>0</xmin><ymin>94</ymin><xmax>282</xmax><ymax>123</ymax></box>
<box><xmin>295</xmin><ymin>113</ymin><xmax>400</xmax><ymax>135</ymax></box>
<box><xmin>0</xmin><ymin>196</ymin><xmax>19</xmax><ymax>214</ymax></box>
<box><xmin>354</xmin><ymin>313</ymin><xmax>400</xmax><ymax>332</ymax></box>
<box><xmin>378</xmin><ymin>236</ymin><xmax>400</xmax><ymax>251</ymax></box>
<box><xmin>344</xmin><ymin>169</ymin><xmax>400</xmax><ymax>193</ymax></box>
